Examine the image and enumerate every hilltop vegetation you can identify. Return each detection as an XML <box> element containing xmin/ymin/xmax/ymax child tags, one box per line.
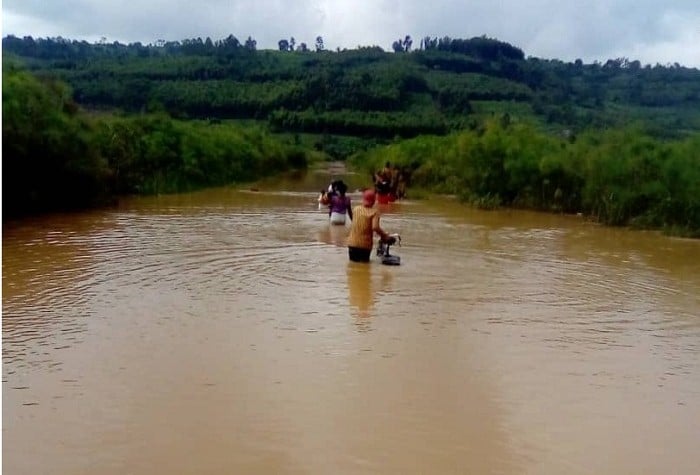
<box><xmin>4</xmin><ymin>33</ymin><xmax>700</xmax><ymax>154</ymax></box>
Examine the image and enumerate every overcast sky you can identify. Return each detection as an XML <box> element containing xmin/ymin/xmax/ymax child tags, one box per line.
<box><xmin>3</xmin><ymin>0</ymin><xmax>700</xmax><ymax>67</ymax></box>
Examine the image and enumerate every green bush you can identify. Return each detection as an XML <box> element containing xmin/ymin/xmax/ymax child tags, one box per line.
<box><xmin>351</xmin><ymin>118</ymin><xmax>700</xmax><ymax>236</ymax></box>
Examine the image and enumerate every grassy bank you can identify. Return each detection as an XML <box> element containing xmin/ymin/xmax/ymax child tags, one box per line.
<box><xmin>351</xmin><ymin>119</ymin><xmax>700</xmax><ymax>237</ymax></box>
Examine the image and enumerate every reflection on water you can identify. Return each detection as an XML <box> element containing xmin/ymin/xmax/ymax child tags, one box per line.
<box><xmin>316</xmin><ymin>222</ymin><xmax>348</xmax><ymax>248</ymax></box>
<box><xmin>347</xmin><ymin>262</ymin><xmax>373</xmax><ymax>319</ymax></box>
<box><xmin>3</xmin><ymin>171</ymin><xmax>700</xmax><ymax>474</ymax></box>
<box><xmin>346</xmin><ymin>262</ymin><xmax>394</xmax><ymax>329</ymax></box>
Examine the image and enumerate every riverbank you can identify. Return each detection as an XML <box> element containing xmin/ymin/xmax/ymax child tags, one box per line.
<box><xmin>350</xmin><ymin>120</ymin><xmax>700</xmax><ymax>238</ymax></box>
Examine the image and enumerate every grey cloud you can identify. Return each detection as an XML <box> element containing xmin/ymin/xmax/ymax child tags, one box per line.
<box><xmin>3</xmin><ymin>0</ymin><xmax>699</xmax><ymax>66</ymax></box>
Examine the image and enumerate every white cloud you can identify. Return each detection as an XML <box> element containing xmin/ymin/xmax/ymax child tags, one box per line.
<box><xmin>609</xmin><ymin>11</ymin><xmax>700</xmax><ymax>66</ymax></box>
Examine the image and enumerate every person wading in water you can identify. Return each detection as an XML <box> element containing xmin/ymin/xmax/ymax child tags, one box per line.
<box><xmin>346</xmin><ymin>189</ymin><xmax>396</xmax><ymax>262</ymax></box>
<box><xmin>329</xmin><ymin>181</ymin><xmax>352</xmax><ymax>225</ymax></box>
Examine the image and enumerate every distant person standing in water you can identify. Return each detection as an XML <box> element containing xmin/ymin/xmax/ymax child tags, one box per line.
<box><xmin>347</xmin><ymin>189</ymin><xmax>396</xmax><ymax>262</ymax></box>
<box><xmin>329</xmin><ymin>181</ymin><xmax>353</xmax><ymax>225</ymax></box>
<box><xmin>318</xmin><ymin>180</ymin><xmax>340</xmax><ymax>210</ymax></box>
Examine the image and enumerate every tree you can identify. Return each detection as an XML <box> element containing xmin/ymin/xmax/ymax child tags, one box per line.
<box><xmin>278</xmin><ymin>39</ymin><xmax>289</xmax><ymax>51</ymax></box>
<box><xmin>421</xmin><ymin>36</ymin><xmax>439</xmax><ymax>50</ymax></box>
<box><xmin>403</xmin><ymin>35</ymin><xmax>412</xmax><ymax>52</ymax></box>
<box><xmin>315</xmin><ymin>36</ymin><xmax>324</xmax><ymax>52</ymax></box>
<box><xmin>3</xmin><ymin>67</ymin><xmax>111</xmax><ymax>216</ymax></box>
<box><xmin>244</xmin><ymin>36</ymin><xmax>257</xmax><ymax>51</ymax></box>
<box><xmin>392</xmin><ymin>35</ymin><xmax>412</xmax><ymax>52</ymax></box>
<box><xmin>222</xmin><ymin>34</ymin><xmax>241</xmax><ymax>49</ymax></box>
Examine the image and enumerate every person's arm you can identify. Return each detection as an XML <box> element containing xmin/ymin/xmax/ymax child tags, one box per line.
<box><xmin>371</xmin><ymin>213</ymin><xmax>390</xmax><ymax>242</ymax></box>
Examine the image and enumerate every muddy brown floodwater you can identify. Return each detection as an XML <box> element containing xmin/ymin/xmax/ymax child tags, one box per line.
<box><xmin>3</xmin><ymin>167</ymin><xmax>700</xmax><ymax>474</ymax></box>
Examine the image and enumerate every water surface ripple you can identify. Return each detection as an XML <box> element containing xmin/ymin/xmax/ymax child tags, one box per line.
<box><xmin>3</xmin><ymin>184</ymin><xmax>699</xmax><ymax>475</ymax></box>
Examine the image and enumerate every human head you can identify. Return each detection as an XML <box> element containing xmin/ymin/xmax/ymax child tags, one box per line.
<box><xmin>362</xmin><ymin>189</ymin><xmax>376</xmax><ymax>207</ymax></box>
<box><xmin>336</xmin><ymin>181</ymin><xmax>347</xmax><ymax>196</ymax></box>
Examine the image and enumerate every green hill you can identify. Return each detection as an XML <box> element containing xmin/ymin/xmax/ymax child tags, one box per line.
<box><xmin>5</xmin><ymin>34</ymin><xmax>700</xmax><ymax>157</ymax></box>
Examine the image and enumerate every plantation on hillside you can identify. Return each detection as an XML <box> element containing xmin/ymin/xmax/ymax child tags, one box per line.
<box><xmin>4</xmin><ymin>34</ymin><xmax>700</xmax><ymax>155</ymax></box>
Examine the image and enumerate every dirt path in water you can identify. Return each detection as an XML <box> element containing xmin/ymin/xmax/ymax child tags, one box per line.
<box><xmin>312</xmin><ymin>160</ymin><xmax>371</xmax><ymax>194</ymax></box>
<box><xmin>314</xmin><ymin>159</ymin><xmax>360</xmax><ymax>184</ymax></box>
<box><xmin>319</xmin><ymin>160</ymin><xmax>349</xmax><ymax>175</ymax></box>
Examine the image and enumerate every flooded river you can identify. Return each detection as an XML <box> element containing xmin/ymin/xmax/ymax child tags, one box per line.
<box><xmin>3</xmin><ymin>168</ymin><xmax>700</xmax><ymax>474</ymax></box>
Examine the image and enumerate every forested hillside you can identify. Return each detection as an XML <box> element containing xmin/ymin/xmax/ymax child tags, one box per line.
<box><xmin>3</xmin><ymin>34</ymin><xmax>700</xmax><ymax>235</ymax></box>
<box><xmin>5</xmin><ymin>34</ymin><xmax>700</xmax><ymax>158</ymax></box>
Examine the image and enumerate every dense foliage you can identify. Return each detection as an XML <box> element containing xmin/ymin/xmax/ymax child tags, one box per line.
<box><xmin>2</xmin><ymin>65</ymin><xmax>309</xmax><ymax>219</ymax></box>
<box><xmin>352</xmin><ymin>120</ymin><xmax>700</xmax><ymax>236</ymax></box>
<box><xmin>4</xmin><ymin>34</ymin><xmax>700</xmax><ymax>156</ymax></box>
<box><xmin>2</xmin><ymin>63</ymin><xmax>112</xmax><ymax>217</ymax></box>
<box><xmin>3</xmin><ymin>34</ymin><xmax>700</xmax><ymax>236</ymax></box>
